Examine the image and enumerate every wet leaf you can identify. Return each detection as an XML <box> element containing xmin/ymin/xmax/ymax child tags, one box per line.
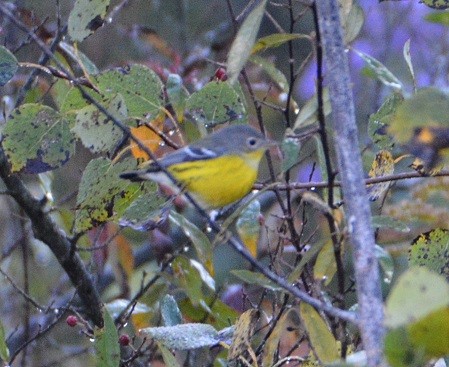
<box><xmin>2</xmin><ymin>104</ymin><xmax>74</xmax><ymax>173</ymax></box>
<box><xmin>353</xmin><ymin>48</ymin><xmax>402</xmax><ymax>90</ymax></box>
<box><xmin>74</xmin><ymin>157</ymin><xmax>148</xmax><ymax>233</ymax></box>
<box><xmin>281</xmin><ymin>134</ymin><xmax>301</xmax><ymax>173</ymax></box>
<box><xmin>236</xmin><ymin>200</ymin><xmax>261</xmax><ymax>257</ymax></box>
<box><xmin>367</xmin><ymin>150</ymin><xmax>394</xmax><ymax>201</ymax></box>
<box><xmin>0</xmin><ymin>321</ymin><xmax>9</xmax><ymax>361</ymax></box>
<box><xmin>249</xmin><ymin>55</ymin><xmax>289</xmax><ymax>93</ymax></box>
<box><xmin>385</xmin><ymin>267</ymin><xmax>449</xmax><ymax>328</ymax></box>
<box><xmin>68</xmin><ymin>0</ymin><xmax>110</xmax><ymax>42</ymax></box>
<box><xmin>227</xmin><ymin>0</ymin><xmax>268</xmax><ymax>84</ymax></box>
<box><xmin>314</xmin><ymin>240</ymin><xmax>337</xmax><ymax>286</ymax></box>
<box><xmin>72</xmin><ymin>94</ymin><xmax>126</xmax><ymax>154</ymax></box>
<box><xmin>227</xmin><ymin>309</ymin><xmax>259</xmax><ymax>363</ymax></box>
<box><xmin>95</xmin><ymin>64</ymin><xmax>164</xmax><ymax>120</ymax></box>
<box><xmin>119</xmin><ymin>189</ymin><xmax>165</xmax><ymax>231</ymax></box>
<box><xmin>185</xmin><ymin>81</ymin><xmax>247</xmax><ymax>127</ymax></box>
<box><xmin>368</xmin><ymin>92</ymin><xmax>403</xmax><ymax>150</ymax></box>
<box><xmin>388</xmin><ymin>88</ymin><xmax>449</xmax><ymax>144</ymax></box>
<box><xmin>140</xmin><ymin>323</ymin><xmax>220</xmax><ymax>350</ymax></box>
<box><xmin>372</xmin><ymin>215</ymin><xmax>410</xmax><ymax>233</ymax></box>
<box><xmin>293</xmin><ymin>88</ymin><xmax>331</xmax><ymax>130</ymax></box>
<box><xmin>94</xmin><ymin>308</ymin><xmax>120</xmax><ymax>367</ymax></box>
<box><xmin>231</xmin><ymin>270</ymin><xmax>282</xmax><ymax>291</ymax></box>
<box><xmin>421</xmin><ymin>0</ymin><xmax>449</xmax><ymax>9</ymax></box>
<box><xmin>251</xmin><ymin>33</ymin><xmax>306</xmax><ymax>54</ymax></box>
<box><xmin>0</xmin><ymin>45</ymin><xmax>18</xmax><ymax>86</ymax></box>
<box><xmin>161</xmin><ymin>295</ymin><xmax>182</xmax><ymax>327</ymax></box>
<box><xmin>158</xmin><ymin>343</ymin><xmax>181</xmax><ymax>367</ymax></box>
<box><xmin>409</xmin><ymin>228</ymin><xmax>449</xmax><ymax>280</ymax></box>
<box><xmin>166</xmin><ymin>73</ymin><xmax>189</xmax><ymax>122</ymax></box>
<box><xmin>169</xmin><ymin>211</ymin><xmax>213</xmax><ymax>273</ymax></box>
<box><xmin>300</xmin><ymin>303</ymin><xmax>339</xmax><ymax>364</ymax></box>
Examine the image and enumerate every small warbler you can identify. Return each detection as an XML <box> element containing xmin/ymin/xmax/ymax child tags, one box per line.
<box><xmin>120</xmin><ymin>124</ymin><xmax>275</xmax><ymax>209</ymax></box>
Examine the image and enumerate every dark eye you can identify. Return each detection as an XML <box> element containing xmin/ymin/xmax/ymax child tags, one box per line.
<box><xmin>247</xmin><ymin>137</ymin><xmax>257</xmax><ymax>147</ymax></box>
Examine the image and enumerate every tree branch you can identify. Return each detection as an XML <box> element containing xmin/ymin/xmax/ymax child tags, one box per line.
<box><xmin>314</xmin><ymin>1</ymin><xmax>385</xmax><ymax>366</ymax></box>
<box><xmin>0</xmin><ymin>150</ymin><xmax>104</xmax><ymax>328</ymax></box>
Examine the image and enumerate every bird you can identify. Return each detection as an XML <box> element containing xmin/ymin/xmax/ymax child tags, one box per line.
<box><xmin>120</xmin><ymin>124</ymin><xmax>275</xmax><ymax>209</ymax></box>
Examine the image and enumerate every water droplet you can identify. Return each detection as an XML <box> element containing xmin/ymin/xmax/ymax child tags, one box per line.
<box><xmin>206</xmin><ymin>226</ymin><xmax>212</xmax><ymax>233</ymax></box>
<box><xmin>183</xmin><ymin>246</ymin><xmax>189</xmax><ymax>252</ymax></box>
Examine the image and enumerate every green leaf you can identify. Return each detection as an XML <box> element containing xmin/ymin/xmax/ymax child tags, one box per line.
<box><xmin>0</xmin><ymin>321</ymin><xmax>9</xmax><ymax>361</ymax></box>
<box><xmin>288</xmin><ymin>241</ymin><xmax>326</xmax><ymax>283</ymax></box>
<box><xmin>281</xmin><ymin>134</ymin><xmax>301</xmax><ymax>173</ymax></box>
<box><xmin>105</xmin><ymin>299</ymin><xmax>152</xmax><ymax>319</ymax></box>
<box><xmin>119</xmin><ymin>190</ymin><xmax>164</xmax><ymax>231</ymax></box>
<box><xmin>94</xmin><ymin>308</ymin><xmax>120</xmax><ymax>367</ymax></box>
<box><xmin>385</xmin><ymin>267</ymin><xmax>449</xmax><ymax>328</ymax></box>
<box><xmin>185</xmin><ymin>81</ymin><xmax>247</xmax><ymax>127</ymax></box>
<box><xmin>227</xmin><ymin>0</ymin><xmax>268</xmax><ymax>84</ymax></box>
<box><xmin>403</xmin><ymin>39</ymin><xmax>416</xmax><ymax>90</ymax></box>
<box><xmin>368</xmin><ymin>91</ymin><xmax>403</xmax><ymax>149</ymax></box>
<box><xmin>409</xmin><ymin>228</ymin><xmax>449</xmax><ymax>279</ymax></box>
<box><xmin>231</xmin><ymin>270</ymin><xmax>282</xmax><ymax>291</ymax></box>
<box><xmin>161</xmin><ymin>295</ymin><xmax>182</xmax><ymax>327</ymax></box>
<box><xmin>178</xmin><ymin>296</ymin><xmax>239</xmax><ymax>330</ymax></box>
<box><xmin>95</xmin><ymin>65</ymin><xmax>164</xmax><ymax>120</ymax></box>
<box><xmin>74</xmin><ymin>157</ymin><xmax>147</xmax><ymax>233</ymax></box>
<box><xmin>228</xmin><ymin>309</ymin><xmax>259</xmax><ymax>363</ymax></box>
<box><xmin>236</xmin><ymin>200</ymin><xmax>261</xmax><ymax>257</ymax></box>
<box><xmin>171</xmin><ymin>256</ymin><xmax>205</xmax><ymax>306</ymax></box>
<box><xmin>342</xmin><ymin>4</ymin><xmax>364</xmax><ymax>44</ymax></box>
<box><xmin>375</xmin><ymin>244</ymin><xmax>394</xmax><ymax>284</ymax></box>
<box><xmin>57</xmin><ymin>83</ymin><xmax>91</xmax><ymax>115</ymax></box>
<box><xmin>293</xmin><ymin>88</ymin><xmax>331</xmax><ymax>130</ymax></box>
<box><xmin>372</xmin><ymin>215</ymin><xmax>410</xmax><ymax>233</ymax></box>
<box><xmin>426</xmin><ymin>11</ymin><xmax>449</xmax><ymax>24</ymax></box>
<box><xmin>249</xmin><ymin>55</ymin><xmax>289</xmax><ymax>93</ymax></box>
<box><xmin>72</xmin><ymin>94</ymin><xmax>127</xmax><ymax>153</ymax></box>
<box><xmin>299</xmin><ymin>303</ymin><xmax>339</xmax><ymax>364</ymax></box>
<box><xmin>0</xmin><ymin>45</ymin><xmax>18</xmax><ymax>86</ymax></box>
<box><xmin>2</xmin><ymin>104</ymin><xmax>75</xmax><ymax>173</ymax></box>
<box><xmin>388</xmin><ymin>88</ymin><xmax>449</xmax><ymax>144</ymax></box>
<box><xmin>158</xmin><ymin>343</ymin><xmax>181</xmax><ymax>367</ymax></box>
<box><xmin>262</xmin><ymin>310</ymin><xmax>292</xmax><ymax>367</ymax></box>
<box><xmin>140</xmin><ymin>323</ymin><xmax>220</xmax><ymax>350</ymax></box>
<box><xmin>314</xmin><ymin>240</ymin><xmax>337</xmax><ymax>286</ymax></box>
<box><xmin>169</xmin><ymin>211</ymin><xmax>213</xmax><ymax>270</ymax></box>
<box><xmin>367</xmin><ymin>150</ymin><xmax>394</xmax><ymax>201</ymax></box>
<box><xmin>166</xmin><ymin>74</ymin><xmax>189</xmax><ymax>121</ymax></box>
<box><xmin>353</xmin><ymin>48</ymin><xmax>402</xmax><ymax>90</ymax></box>
<box><xmin>385</xmin><ymin>307</ymin><xmax>449</xmax><ymax>367</ymax></box>
<box><xmin>408</xmin><ymin>306</ymin><xmax>449</xmax><ymax>358</ymax></box>
<box><xmin>58</xmin><ymin>41</ymin><xmax>99</xmax><ymax>75</ymax></box>
<box><xmin>68</xmin><ymin>0</ymin><xmax>111</xmax><ymax>42</ymax></box>
<box><xmin>251</xmin><ymin>33</ymin><xmax>307</xmax><ymax>54</ymax></box>
<box><xmin>421</xmin><ymin>0</ymin><xmax>449</xmax><ymax>9</ymax></box>
<box><xmin>385</xmin><ymin>327</ymin><xmax>423</xmax><ymax>367</ymax></box>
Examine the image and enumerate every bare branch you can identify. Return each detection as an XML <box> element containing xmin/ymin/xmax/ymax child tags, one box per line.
<box><xmin>314</xmin><ymin>1</ymin><xmax>385</xmax><ymax>366</ymax></box>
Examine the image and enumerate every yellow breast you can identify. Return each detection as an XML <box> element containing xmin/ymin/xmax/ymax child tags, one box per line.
<box><xmin>168</xmin><ymin>150</ymin><xmax>265</xmax><ymax>208</ymax></box>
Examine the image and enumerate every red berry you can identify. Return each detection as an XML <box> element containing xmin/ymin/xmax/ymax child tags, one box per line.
<box><xmin>66</xmin><ymin>315</ymin><xmax>78</xmax><ymax>327</ymax></box>
<box><xmin>119</xmin><ymin>334</ymin><xmax>131</xmax><ymax>346</ymax></box>
<box><xmin>214</xmin><ymin>67</ymin><xmax>228</xmax><ymax>81</ymax></box>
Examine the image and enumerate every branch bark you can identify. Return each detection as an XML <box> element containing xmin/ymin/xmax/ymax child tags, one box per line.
<box><xmin>0</xmin><ymin>149</ymin><xmax>104</xmax><ymax>328</ymax></box>
<box><xmin>314</xmin><ymin>1</ymin><xmax>385</xmax><ymax>366</ymax></box>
